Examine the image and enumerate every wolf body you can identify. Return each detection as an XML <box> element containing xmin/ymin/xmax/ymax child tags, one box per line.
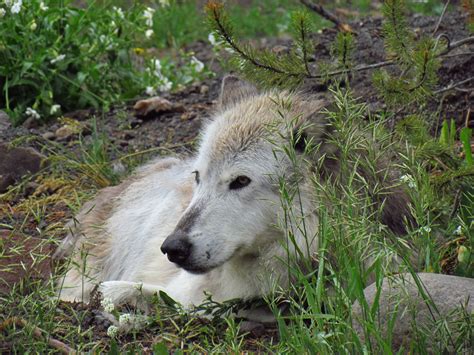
<box><xmin>57</xmin><ymin>76</ymin><xmax>410</xmax><ymax>309</ymax></box>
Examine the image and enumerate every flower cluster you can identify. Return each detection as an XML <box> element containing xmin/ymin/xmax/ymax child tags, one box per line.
<box><xmin>100</xmin><ymin>297</ymin><xmax>115</xmax><ymax>313</ymax></box>
<box><xmin>190</xmin><ymin>56</ymin><xmax>205</xmax><ymax>73</ymax></box>
<box><xmin>145</xmin><ymin>58</ymin><xmax>173</xmax><ymax>95</ymax></box>
<box><xmin>143</xmin><ymin>7</ymin><xmax>155</xmax><ymax>38</ymax></box>
<box><xmin>25</xmin><ymin>107</ymin><xmax>40</xmax><ymax>120</ymax></box>
<box><xmin>106</xmin><ymin>325</ymin><xmax>119</xmax><ymax>338</ymax></box>
<box><xmin>1</xmin><ymin>0</ymin><xmax>22</xmax><ymax>15</ymax></box>
<box><xmin>119</xmin><ymin>313</ymin><xmax>132</xmax><ymax>326</ymax></box>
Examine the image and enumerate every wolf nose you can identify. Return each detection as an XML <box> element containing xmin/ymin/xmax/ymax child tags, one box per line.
<box><xmin>161</xmin><ymin>237</ymin><xmax>192</xmax><ymax>264</ymax></box>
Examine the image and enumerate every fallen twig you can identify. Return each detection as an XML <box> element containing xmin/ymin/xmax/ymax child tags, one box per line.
<box><xmin>300</xmin><ymin>0</ymin><xmax>355</xmax><ymax>34</ymax></box>
<box><xmin>432</xmin><ymin>0</ymin><xmax>450</xmax><ymax>35</ymax></box>
<box><xmin>433</xmin><ymin>76</ymin><xmax>474</xmax><ymax>94</ymax></box>
<box><xmin>0</xmin><ymin>317</ymin><xmax>76</xmax><ymax>354</ymax></box>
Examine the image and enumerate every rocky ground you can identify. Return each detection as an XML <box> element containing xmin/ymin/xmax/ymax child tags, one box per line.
<box><xmin>0</xmin><ymin>8</ymin><xmax>473</xmax><ymax>352</ymax></box>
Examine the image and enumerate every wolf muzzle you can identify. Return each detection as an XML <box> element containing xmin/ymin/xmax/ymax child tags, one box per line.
<box><xmin>161</xmin><ymin>231</ymin><xmax>192</xmax><ymax>265</ymax></box>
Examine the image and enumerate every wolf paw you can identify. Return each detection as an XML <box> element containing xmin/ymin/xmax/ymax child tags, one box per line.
<box><xmin>98</xmin><ymin>281</ymin><xmax>142</xmax><ymax>306</ymax></box>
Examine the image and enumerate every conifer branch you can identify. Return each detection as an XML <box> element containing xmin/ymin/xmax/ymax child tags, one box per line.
<box><xmin>206</xmin><ymin>0</ymin><xmax>474</xmax><ymax>93</ymax></box>
<box><xmin>299</xmin><ymin>17</ymin><xmax>312</xmax><ymax>76</ymax></box>
<box><xmin>206</xmin><ymin>1</ymin><xmax>305</xmax><ymax>82</ymax></box>
<box><xmin>300</xmin><ymin>0</ymin><xmax>354</xmax><ymax>33</ymax></box>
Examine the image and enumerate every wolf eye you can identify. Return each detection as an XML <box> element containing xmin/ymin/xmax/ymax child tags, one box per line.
<box><xmin>229</xmin><ymin>176</ymin><xmax>251</xmax><ymax>190</ymax></box>
<box><xmin>192</xmin><ymin>170</ymin><xmax>200</xmax><ymax>184</ymax></box>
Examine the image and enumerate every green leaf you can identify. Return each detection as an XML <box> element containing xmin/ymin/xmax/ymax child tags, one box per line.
<box><xmin>460</xmin><ymin>127</ymin><xmax>473</xmax><ymax>166</ymax></box>
<box><xmin>152</xmin><ymin>342</ymin><xmax>169</xmax><ymax>355</ymax></box>
<box><xmin>439</xmin><ymin>120</ymin><xmax>449</xmax><ymax>145</ymax></box>
<box><xmin>158</xmin><ymin>290</ymin><xmax>178</xmax><ymax>308</ymax></box>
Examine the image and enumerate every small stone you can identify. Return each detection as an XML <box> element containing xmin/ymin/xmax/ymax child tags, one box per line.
<box><xmin>121</xmin><ymin>130</ymin><xmax>135</xmax><ymax>140</ymax></box>
<box><xmin>0</xmin><ymin>143</ymin><xmax>47</xmax><ymax>193</ymax></box>
<box><xmin>24</xmin><ymin>181</ymin><xmax>40</xmax><ymax>197</ymax></box>
<box><xmin>0</xmin><ymin>110</ymin><xmax>11</xmax><ymax>134</ymax></box>
<box><xmin>134</xmin><ymin>96</ymin><xmax>185</xmax><ymax>117</ymax></box>
<box><xmin>239</xmin><ymin>321</ymin><xmax>266</xmax><ymax>337</ymax></box>
<box><xmin>271</xmin><ymin>45</ymin><xmax>289</xmax><ymax>55</ymax></box>
<box><xmin>22</xmin><ymin>116</ymin><xmax>39</xmax><ymax>129</ymax></box>
<box><xmin>112</xmin><ymin>161</ymin><xmax>126</xmax><ymax>175</ymax></box>
<box><xmin>199</xmin><ymin>85</ymin><xmax>209</xmax><ymax>95</ymax></box>
<box><xmin>55</xmin><ymin>125</ymin><xmax>76</xmax><ymax>141</ymax></box>
<box><xmin>42</xmin><ymin>131</ymin><xmax>56</xmax><ymax>140</ymax></box>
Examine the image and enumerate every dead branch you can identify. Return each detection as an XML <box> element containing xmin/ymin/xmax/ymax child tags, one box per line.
<box><xmin>0</xmin><ymin>317</ymin><xmax>76</xmax><ymax>354</ymax></box>
<box><xmin>433</xmin><ymin>76</ymin><xmax>474</xmax><ymax>94</ymax></box>
<box><xmin>300</xmin><ymin>0</ymin><xmax>355</xmax><ymax>34</ymax></box>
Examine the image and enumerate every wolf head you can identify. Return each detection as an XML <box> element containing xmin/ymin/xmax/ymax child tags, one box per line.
<box><xmin>161</xmin><ymin>76</ymin><xmax>327</xmax><ymax>273</ymax></box>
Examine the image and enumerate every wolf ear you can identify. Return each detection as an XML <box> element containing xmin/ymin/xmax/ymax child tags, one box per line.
<box><xmin>219</xmin><ymin>75</ymin><xmax>258</xmax><ymax>110</ymax></box>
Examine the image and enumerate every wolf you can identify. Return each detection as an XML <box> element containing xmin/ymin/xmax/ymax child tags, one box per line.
<box><xmin>56</xmin><ymin>76</ymin><xmax>411</xmax><ymax>312</ymax></box>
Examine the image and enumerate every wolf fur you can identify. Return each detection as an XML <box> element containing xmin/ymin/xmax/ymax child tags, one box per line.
<box><xmin>56</xmin><ymin>76</ymin><xmax>411</xmax><ymax>310</ymax></box>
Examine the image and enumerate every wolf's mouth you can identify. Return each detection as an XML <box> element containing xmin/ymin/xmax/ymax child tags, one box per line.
<box><xmin>181</xmin><ymin>264</ymin><xmax>211</xmax><ymax>274</ymax></box>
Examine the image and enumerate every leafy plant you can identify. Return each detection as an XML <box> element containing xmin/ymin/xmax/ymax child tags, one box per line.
<box><xmin>0</xmin><ymin>0</ymin><xmax>210</xmax><ymax>125</ymax></box>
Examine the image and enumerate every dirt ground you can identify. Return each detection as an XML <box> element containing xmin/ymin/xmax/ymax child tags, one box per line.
<box><xmin>0</xmin><ymin>8</ymin><xmax>473</xmax><ymax>351</ymax></box>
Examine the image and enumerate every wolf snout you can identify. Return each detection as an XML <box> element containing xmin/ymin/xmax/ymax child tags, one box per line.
<box><xmin>161</xmin><ymin>233</ymin><xmax>192</xmax><ymax>264</ymax></box>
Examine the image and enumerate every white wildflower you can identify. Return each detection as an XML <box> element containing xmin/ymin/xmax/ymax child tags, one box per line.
<box><xmin>190</xmin><ymin>56</ymin><xmax>204</xmax><ymax>72</ymax></box>
<box><xmin>10</xmin><ymin>0</ymin><xmax>21</xmax><ymax>14</ymax></box>
<box><xmin>113</xmin><ymin>6</ymin><xmax>124</xmax><ymax>19</ymax></box>
<box><xmin>119</xmin><ymin>313</ymin><xmax>132</xmax><ymax>326</ymax></box>
<box><xmin>400</xmin><ymin>174</ymin><xmax>411</xmax><ymax>183</ymax></box>
<box><xmin>158</xmin><ymin>0</ymin><xmax>170</xmax><ymax>6</ymax></box>
<box><xmin>0</xmin><ymin>8</ymin><xmax>6</xmax><ymax>17</ymax></box>
<box><xmin>39</xmin><ymin>2</ymin><xmax>48</xmax><ymax>11</ymax></box>
<box><xmin>5</xmin><ymin>0</ymin><xmax>12</xmax><ymax>7</ymax></box>
<box><xmin>143</xmin><ymin>7</ymin><xmax>155</xmax><ymax>27</ymax></box>
<box><xmin>158</xmin><ymin>77</ymin><xmax>172</xmax><ymax>92</ymax></box>
<box><xmin>145</xmin><ymin>29</ymin><xmax>154</xmax><ymax>39</ymax></box>
<box><xmin>100</xmin><ymin>297</ymin><xmax>115</xmax><ymax>313</ymax></box>
<box><xmin>25</xmin><ymin>107</ymin><xmax>40</xmax><ymax>120</ymax></box>
<box><xmin>106</xmin><ymin>325</ymin><xmax>119</xmax><ymax>338</ymax></box>
<box><xmin>420</xmin><ymin>226</ymin><xmax>431</xmax><ymax>233</ymax></box>
<box><xmin>50</xmin><ymin>54</ymin><xmax>66</xmax><ymax>64</ymax></box>
<box><xmin>30</xmin><ymin>21</ymin><xmax>37</xmax><ymax>31</ymax></box>
<box><xmin>400</xmin><ymin>174</ymin><xmax>416</xmax><ymax>189</ymax></box>
<box><xmin>152</xmin><ymin>59</ymin><xmax>162</xmax><ymax>72</ymax></box>
<box><xmin>50</xmin><ymin>104</ymin><xmax>61</xmax><ymax>115</ymax></box>
<box><xmin>145</xmin><ymin>86</ymin><xmax>156</xmax><ymax>96</ymax></box>
<box><xmin>454</xmin><ymin>225</ymin><xmax>462</xmax><ymax>236</ymax></box>
<box><xmin>208</xmin><ymin>32</ymin><xmax>217</xmax><ymax>46</ymax></box>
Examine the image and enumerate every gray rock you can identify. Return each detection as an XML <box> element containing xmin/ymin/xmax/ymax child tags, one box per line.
<box><xmin>0</xmin><ymin>143</ymin><xmax>47</xmax><ymax>192</ymax></box>
<box><xmin>0</xmin><ymin>110</ymin><xmax>11</xmax><ymax>134</ymax></box>
<box><xmin>352</xmin><ymin>273</ymin><xmax>474</xmax><ymax>353</ymax></box>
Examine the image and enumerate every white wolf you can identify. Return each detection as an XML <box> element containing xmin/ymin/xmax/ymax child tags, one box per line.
<box><xmin>56</xmin><ymin>76</ymin><xmax>410</xmax><ymax>311</ymax></box>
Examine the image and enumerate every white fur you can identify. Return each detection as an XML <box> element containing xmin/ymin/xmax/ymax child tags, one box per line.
<box><xmin>57</xmin><ymin>84</ymin><xmax>323</xmax><ymax>312</ymax></box>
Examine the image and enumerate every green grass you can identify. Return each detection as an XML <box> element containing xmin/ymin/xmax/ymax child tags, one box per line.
<box><xmin>1</xmin><ymin>88</ymin><xmax>472</xmax><ymax>353</ymax></box>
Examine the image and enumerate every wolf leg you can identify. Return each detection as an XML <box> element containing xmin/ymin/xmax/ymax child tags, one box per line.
<box><xmin>99</xmin><ymin>280</ymin><xmax>168</xmax><ymax>306</ymax></box>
